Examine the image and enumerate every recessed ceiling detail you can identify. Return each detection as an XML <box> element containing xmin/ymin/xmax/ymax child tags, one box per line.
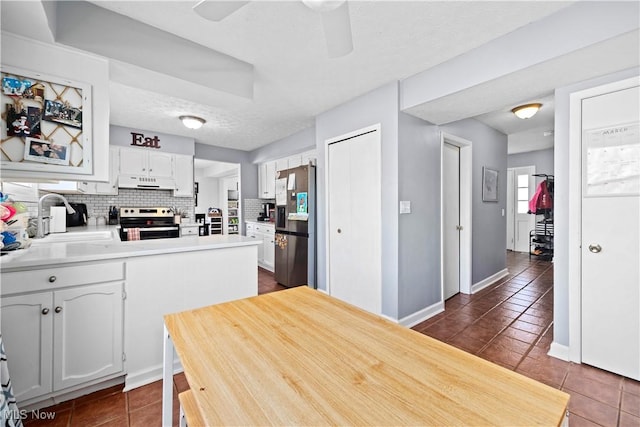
<box><xmin>53</xmin><ymin>1</ymin><xmax>254</xmax><ymax>100</ymax></box>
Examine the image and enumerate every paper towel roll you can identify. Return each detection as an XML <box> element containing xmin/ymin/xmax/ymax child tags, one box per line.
<box><xmin>50</xmin><ymin>206</ymin><xmax>67</xmax><ymax>233</ymax></box>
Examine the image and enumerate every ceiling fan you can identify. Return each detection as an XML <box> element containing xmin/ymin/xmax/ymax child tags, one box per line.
<box><xmin>192</xmin><ymin>0</ymin><xmax>354</xmax><ymax>58</ymax></box>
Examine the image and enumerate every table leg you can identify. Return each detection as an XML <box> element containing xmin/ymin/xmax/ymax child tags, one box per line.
<box><xmin>162</xmin><ymin>324</ymin><xmax>174</xmax><ymax>427</ymax></box>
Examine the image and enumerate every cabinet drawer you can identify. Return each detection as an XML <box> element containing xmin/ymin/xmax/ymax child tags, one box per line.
<box><xmin>1</xmin><ymin>261</ymin><xmax>125</xmax><ymax>296</ymax></box>
<box><xmin>246</xmin><ymin>222</ymin><xmax>256</xmax><ymax>232</ymax></box>
<box><xmin>255</xmin><ymin>224</ymin><xmax>275</xmax><ymax>235</ymax></box>
<box><xmin>181</xmin><ymin>226</ymin><xmax>199</xmax><ymax>236</ymax></box>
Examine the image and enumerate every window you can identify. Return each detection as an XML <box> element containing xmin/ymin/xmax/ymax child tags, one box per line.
<box><xmin>517</xmin><ymin>174</ymin><xmax>529</xmax><ymax>214</ymax></box>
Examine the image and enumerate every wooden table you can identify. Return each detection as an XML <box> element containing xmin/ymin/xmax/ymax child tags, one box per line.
<box><xmin>162</xmin><ymin>286</ymin><xmax>569</xmax><ymax>426</ymax></box>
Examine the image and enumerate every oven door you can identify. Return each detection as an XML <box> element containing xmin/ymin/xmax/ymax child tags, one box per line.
<box><xmin>120</xmin><ymin>226</ymin><xmax>180</xmax><ymax>240</ymax></box>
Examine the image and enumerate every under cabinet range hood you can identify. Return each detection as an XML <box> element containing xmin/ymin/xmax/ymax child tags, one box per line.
<box><xmin>118</xmin><ymin>175</ymin><xmax>176</xmax><ymax>190</ymax></box>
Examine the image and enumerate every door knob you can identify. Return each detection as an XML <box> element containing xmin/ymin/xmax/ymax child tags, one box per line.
<box><xmin>588</xmin><ymin>244</ymin><xmax>602</xmax><ymax>253</ymax></box>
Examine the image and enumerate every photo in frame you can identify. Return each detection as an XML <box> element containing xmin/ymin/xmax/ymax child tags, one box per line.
<box><xmin>482</xmin><ymin>167</ymin><xmax>498</xmax><ymax>202</ymax></box>
<box><xmin>6</xmin><ymin>104</ymin><xmax>42</xmax><ymax>138</ymax></box>
<box><xmin>43</xmin><ymin>99</ymin><xmax>83</xmax><ymax>129</ymax></box>
<box><xmin>24</xmin><ymin>137</ymin><xmax>70</xmax><ymax>166</ymax></box>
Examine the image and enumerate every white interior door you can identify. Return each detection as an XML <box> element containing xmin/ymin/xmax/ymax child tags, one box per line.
<box><xmin>581</xmin><ymin>84</ymin><xmax>640</xmax><ymax>380</ymax></box>
<box><xmin>509</xmin><ymin>166</ymin><xmax>536</xmax><ymax>253</ymax></box>
<box><xmin>327</xmin><ymin>128</ymin><xmax>381</xmax><ymax>314</ymax></box>
<box><xmin>506</xmin><ymin>169</ymin><xmax>515</xmax><ymax>251</ymax></box>
<box><xmin>443</xmin><ymin>143</ymin><xmax>460</xmax><ymax>300</ymax></box>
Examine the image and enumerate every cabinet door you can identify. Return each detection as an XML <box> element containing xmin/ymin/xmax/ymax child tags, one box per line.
<box><xmin>263</xmin><ymin>233</ymin><xmax>275</xmax><ymax>271</ymax></box>
<box><xmin>94</xmin><ymin>146</ymin><xmax>120</xmax><ymax>195</ymax></box>
<box><xmin>173</xmin><ymin>154</ymin><xmax>194</xmax><ymax>197</ymax></box>
<box><xmin>1</xmin><ymin>293</ymin><xmax>54</xmax><ymax>401</ymax></box>
<box><xmin>301</xmin><ymin>150</ymin><xmax>317</xmax><ymax>166</ymax></box>
<box><xmin>276</xmin><ymin>158</ymin><xmax>289</xmax><ymax>172</ymax></box>
<box><xmin>53</xmin><ymin>282</ymin><xmax>124</xmax><ymax>391</ymax></box>
<box><xmin>119</xmin><ymin>147</ymin><xmax>147</xmax><ymax>175</ymax></box>
<box><xmin>264</xmin><ymin>161</ymin><xmax>276</xmax><ymax>198</ymax></box>
<box><xmin>148</xmin><ymin>152</ymin><xmax>173</xmax><ymax>179</ymax></box>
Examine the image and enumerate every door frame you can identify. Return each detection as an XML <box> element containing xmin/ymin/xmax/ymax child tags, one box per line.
<box><xmin>324</xmin><ymin>123</ymin><xmax>382</xmax><ymax>298</ymax></box>
<box><xmin>567</xmin><ymin>75</ymin><xmax>640</xmax><ymax>363</ymax></box>
<box><xmin>507</xmin><ymin>166</ymin><xmax>536</xmax><ymax>253</ymax></box>
<box><xmin>440</xmin><ymin>132</ymin><xmax>472</xmax><ymax>296</ymax></box>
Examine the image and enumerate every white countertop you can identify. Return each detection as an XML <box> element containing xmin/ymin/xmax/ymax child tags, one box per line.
<box><xmin>0</xmin><ymin>225</ymin><xmax>259</xmax><ymax>271</ymax></box>
<box><xmin>245</xmin><ymin>220</ymin><xmax>275</xmax><ymax>227</ymax></box>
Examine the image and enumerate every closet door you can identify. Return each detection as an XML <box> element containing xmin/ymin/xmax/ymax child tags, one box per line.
<box><xmin>327</xmin><ymin>128</ymin><xmax>381</xmax><ymax>315</ymax></box>
<box><xmin>581</xmin><ymin>83</ymin><xmax>639</xmax><ymax>380</ymax></box>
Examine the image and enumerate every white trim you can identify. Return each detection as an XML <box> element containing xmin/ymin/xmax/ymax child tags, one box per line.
<box><xmin>124</xmin><ymin>359</ymin><xmax>183</xmax><ymax>392</ymax></box>
<box><xmin>472</xmin><ymin>268</ymin><xmax>509</xmax><ymax>294</ymax></box>
<box><xmin>440</xmin><ymin>132</ymin><xmax>473</xmax><ymax>298</ymax></box>
<box><xmin>323</xmin><ymin>123</ymin><xmax>381</xmax><ymax>301</ymax></box>
<box><xmin>548</xmin><ymin>342</ymin><xmax>570</xmax><ymax>361</ymax></box>
<box><xmin>398</xmin><ymin>301</ymin><xmax>445</xmax><ymax>328</ymax></box>
<box><xmin>567</xmin><ymin>75</ymin><xmax>640</xmax><ymax>364</ymax></box>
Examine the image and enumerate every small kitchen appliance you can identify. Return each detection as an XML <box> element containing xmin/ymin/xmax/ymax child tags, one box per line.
<box><xmin>258</xmin><ymin>202</ymin><xmax>275</xmax><ymax>221</ymax></box>
<box><xmin>62</xmin><ymin>202</ymin><xmax>88</xmax><ymax>227</ymax></box>
<box><xmin>119</xmin><ymin>207</ymin><xmax>180</xmax><ymax>241</ymax></box>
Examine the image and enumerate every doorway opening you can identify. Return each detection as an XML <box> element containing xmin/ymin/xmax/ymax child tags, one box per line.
<box><xmin>506</xmin><ymin>166</ymin><xmax>535</xmax><ymax>253</ymax></box>
<box><xmin>193</xmin><ymin>159</ymin><xmax>241</xmax><ymax>235</ymax></box>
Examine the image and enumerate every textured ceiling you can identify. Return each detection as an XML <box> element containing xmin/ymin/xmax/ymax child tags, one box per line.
<box><xmin>1</xmin><ymin>0</ymin><xmax>578</xmax><ymax>152</ymax></box>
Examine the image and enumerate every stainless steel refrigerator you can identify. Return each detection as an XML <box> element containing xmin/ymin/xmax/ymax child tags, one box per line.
<box><xmin>274</xmin><ymin>164</ymin><xmax>316</xmax><ymax>288</ymax></box>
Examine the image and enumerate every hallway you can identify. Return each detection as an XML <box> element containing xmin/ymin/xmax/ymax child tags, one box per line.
<box><xmin>413</xmin><ymin>251</ymin><xmax>639</xmax><ymax>427</ymax></box>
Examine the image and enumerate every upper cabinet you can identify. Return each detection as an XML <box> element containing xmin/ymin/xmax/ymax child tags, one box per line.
<box><xmin>1</xmin><ymin>35</ymin><xmax>110</xmax><ymax>182</ymax></box>
<box><xmin>275</xmin><ymin>150</ymin><xmax>317</xmax><ymax>172</ymax></box>
<box><xmin>119</xmin><ymin>147</ymin><xmax>173</xmax><ymax>179</ymax></box>
<box><xmin>173</xmin><ymin>154</ymin><xmax>194</xmax><ymax>197</ymax></box>
<box><xmin>258</xmin><ymin>161</ymin><xmax>276</xmax><ymax>199</ymax></box>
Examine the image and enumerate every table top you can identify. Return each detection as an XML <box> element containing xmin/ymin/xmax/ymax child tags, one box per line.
<box><xmin>164</xmin><ymin>286</ymin><xmax>569</xmax><ymax>426</ymax></box>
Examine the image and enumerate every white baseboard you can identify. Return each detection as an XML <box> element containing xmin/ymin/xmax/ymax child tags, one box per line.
<box><xmin>548</xmin><ymin>342</ymin><xmax>570</xmax><ymax>361</ymax></box>
<box><xmin>472</xmin><ymin>268</ymin><xmax>509</xmax><ymax>294</ymax></box>
<box><xmin>124</xmin><ymin>359</ymin><xmax>183</xmax><ymax>392</ymax></box>
<box><xmin>399</xmin><ymin>301</ymin><xmax>445</xmax><ymax>328</ymax></box>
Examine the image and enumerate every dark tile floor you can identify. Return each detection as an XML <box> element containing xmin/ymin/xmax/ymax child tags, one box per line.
<box><xmin>23</xmin><ymin>257</ymin><xmax>640</xmax><ymax>426</ymax></box>
<box><xmin>412</xmin><ymin>252</ymin><xmax>640</xmax><ymax>427</ymax></box>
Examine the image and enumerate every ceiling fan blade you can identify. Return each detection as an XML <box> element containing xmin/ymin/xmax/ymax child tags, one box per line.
<box><xmin>193</xmin><ymin>0</ymin><xmax>249</xmax><ymax>22</ymax></box>
<box><xmin>320</xmin><ymin>1</ymin><xmax>353</xmax><ymax>58</ymax></box>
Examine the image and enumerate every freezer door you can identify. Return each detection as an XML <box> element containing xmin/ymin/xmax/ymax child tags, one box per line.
<box><xmin>274</xmin><ymin>233</ymin><xmax>288</xmax><ymax>285</ymax></box>
<box><xmin>287</xmin><ymin>234</ymin><xmax>308</xmax><ymax>287</ymax></box>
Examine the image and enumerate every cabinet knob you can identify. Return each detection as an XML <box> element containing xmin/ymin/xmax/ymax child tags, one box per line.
<box><xmin>48</xmin><ymin>276</ymin><xmax>57</xmax><ymax>283</ymax></box>
<box><xmin>42</xmin><ymin>308</ymin><xmax>50</xmax><ymax>315</ymax></box>
<box><xmin>54</xmin><ymin>306</ymin><xmax>62</xmax><ymax>313</ymax></box>
<box><xmin>337</xmin><ymin>228</ymin><xmax>342</xmax><ymax>234</ymax></box>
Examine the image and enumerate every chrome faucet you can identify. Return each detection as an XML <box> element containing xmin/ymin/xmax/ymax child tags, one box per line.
<box><xmin>36</xmin><ymin>193</ymin><xmax>76</xmax><ymax>238</ymax></box>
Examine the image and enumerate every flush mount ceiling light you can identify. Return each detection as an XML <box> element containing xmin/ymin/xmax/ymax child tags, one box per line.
<box><xmin>179</xmin><ymin>115</ymin><xmax>206</xmax><ymax>129</ymax></box>
<box><xmin>511</xmin><ymin>103</ymin><xmax>542</xmax><ymax>120</ymax></box>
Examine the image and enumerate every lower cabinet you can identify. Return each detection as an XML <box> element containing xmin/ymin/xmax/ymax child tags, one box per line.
<box><xmin>1</xmin><ymin>282</ymin><xmax>124</xmax><ymax>402</ymax></box>
<box><xmin>246</xmin><ymin>222</ymin><xmax>275</xmax><ymax>272</ymax></box>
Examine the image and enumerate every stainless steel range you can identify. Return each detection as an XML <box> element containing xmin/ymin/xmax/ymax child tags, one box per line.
<box><xmin>119</xmin><ymin>207</ymin><xmax>180</xmax><ymax>241</ymax></box>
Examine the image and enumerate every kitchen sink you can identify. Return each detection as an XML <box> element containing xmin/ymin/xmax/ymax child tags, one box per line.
<box><xmin>30</xmin><ymin>230</ymin><xmax>116</xmax><ymax>244</ymax></box>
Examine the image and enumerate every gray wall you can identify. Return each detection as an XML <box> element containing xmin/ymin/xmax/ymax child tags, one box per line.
<box><xmin>397</xmin><ymin>113</ymin><xmax>442</xmax><ymax>317</ymax></box>
<box><xmin>553</xmin><ymin>66</ymin><xmax>639</xmax><ymax>348</ymax></box>
<box><xmin>315</xmin><ymin>81</ymin><xmax>400</xmax><ymax>319</ymax></box>
<box><xmin>508</xmin><ymin>148</ymin><xmax>554</xmax><ymax>173</ymax></box>
<box><xmin>249</xmin><ymin>127</ymin><xmax>315</xmax><ymax>163</ymax></box>
<box><xmin>440</xmin><ymin>119</ymin><xmax>508</xmax><ymax>284</ymax></box>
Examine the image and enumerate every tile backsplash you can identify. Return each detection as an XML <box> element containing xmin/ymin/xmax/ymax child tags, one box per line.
<box><xmin>47</xmin><ymin>189</ymin><xmax>195</xmax><ymax>221</ymax></box>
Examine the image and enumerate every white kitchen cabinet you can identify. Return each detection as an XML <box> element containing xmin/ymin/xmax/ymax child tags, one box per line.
<box><xmin>93</xmin><ymin>146</ymin><xmax>120</xmax><ymax>195</ymax></box>
<box><xmin>0</xmin><ymin>293</ymin><xmax>53</xmax><ymax>401</ymax></box>
<box><xmin>119</xmin><ymin>147</ymin><xmax>173</xmax><ymax>179</ymax></box>
<box><xmin>0</xmin><ymin>262</ymin><xmax>125</xmax><ymax>404</ymax></box>
<box><xmin>258</xmin><ymin>161</ymin><xmax>276</xmax><ymax>199</ymax></box>
<box><xmin>173</xmin><ymin>154</ymin><xmax>194</xmax><ymax>197</ymax></box>
<box><xmin>274</xmin><ymin>150</ymin><xmax>317</xmax><ymax>172</ymax></box>
<box><xmin>246</xmin><ymin>222</ymin><xmax>275</xmax><ymax>271</ymax></box>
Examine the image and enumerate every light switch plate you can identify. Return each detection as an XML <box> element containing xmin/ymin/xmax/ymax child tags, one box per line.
<box><xmin>400</xmin><ymin>200</ymin><xmax>411</xmax><ymax>214</ymax></box>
